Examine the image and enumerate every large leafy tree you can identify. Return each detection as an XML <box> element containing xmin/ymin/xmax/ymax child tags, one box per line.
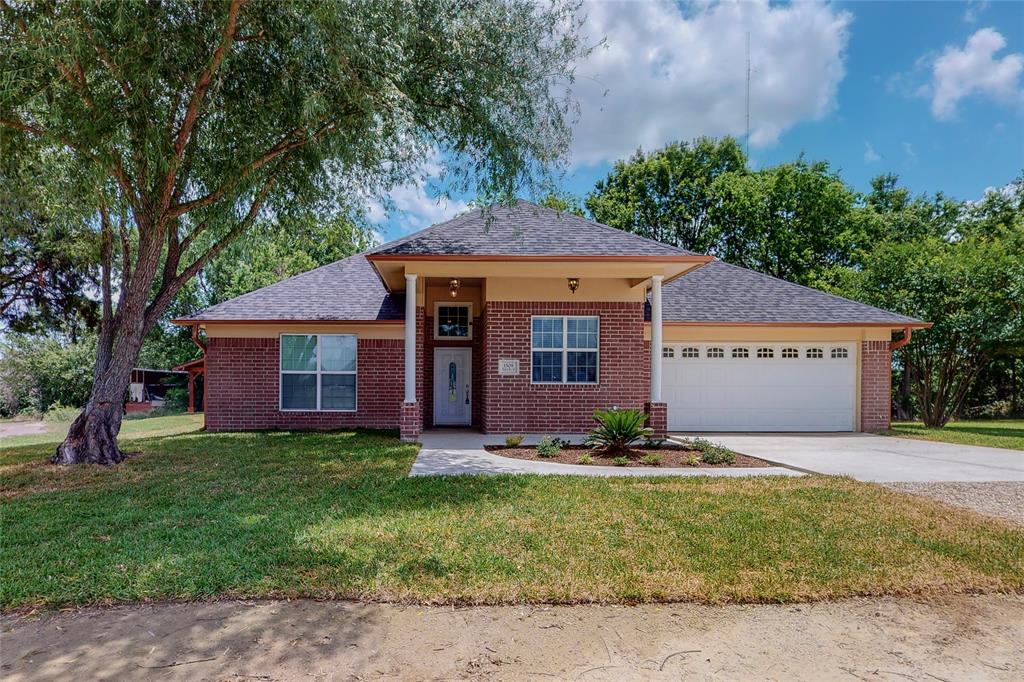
<box><xmin>585</xmin><ymin>137</ymin><xmax>746</xmax><ymax>252</ymax></box>
<box><xmin>708</xmin><ymin>157</ymin><xmax>860</xmax><ymax>286</ymax></box>
<box><xmin>0</xmin><ymin>0</ymin><xmax>586</xmax><ymax>464</ymax></box>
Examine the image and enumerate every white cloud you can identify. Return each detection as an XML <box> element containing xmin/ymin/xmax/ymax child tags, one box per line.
<box><xmin>863</xmin><ymin>140</ymin><xmax>880</xmax><ymax>163</ymax></box>
<box><xmin>963</xmin><ymin>0</ymin><xmax>989</xmax><ymax>24</ymax></box>
<box><xmin>568</xmin><ymin>0</ymin><xmax>851</xmax><ymax>165</ymax></box>
<box><xmin>366</xmin><ymin>152</ymin><xmax>470</xmax><ymax>233</ymax></box>
<box><xmin>902</xmin><ymin>141</ymin><xmax>916</xmax><ymax>159</ymax></box>
<box><xmin>930</xmin><ymin>28</ymin><xmax>1023</xmax><ymax>119</ymax></box>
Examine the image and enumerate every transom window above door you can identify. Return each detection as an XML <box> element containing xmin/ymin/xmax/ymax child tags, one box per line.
<box><xmin>435</xmin><ymin>303</ymin><xmax>472</xmax><ymax>339</ymax></box>
<box><xmin>531</xmin><ymin>316</ymin><xmax>599</xmax><ymax>384</ymax></box>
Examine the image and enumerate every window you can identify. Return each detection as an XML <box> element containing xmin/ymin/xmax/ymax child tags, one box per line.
<box><xmin>806</xmin><ymin>347</ymin><xmax>824</xmax><ymax>359</ymax></box>
<box><xmin>531</xmin><ymin>316</ymin><xmax>599</xmax><ymax>383</ymax></box>
<box><xmin>680</xmin><ymin>346</ymin><xmax>699</xmax><ymax>358</ymax></box>
<box><xmin>781</xmin><ymin>347</ymin><xmax>799</xmax><ymax>359</ymax></box>
<box><xmin>831</xmin><ymin>347</ymin><xmax>849</xmax><ymax>359</ymax></box>
<box><xmin>435</xmin><ymin>303</ymin><xmax>471</xmax><ymax>339</ymax></box>
<box><xmin>280</xmin><ymin>334</ymin><xmax>357</xmax><ymax>411</ymax></box>
<box><xmin>756</xmin><ymin>347</ymin><xmax>774</xmax><ymax>359</ymax></box>
<box><xmin>731</xmin><ymin>347</ymin><xmax>750</xmax><ymax>359</ymax></box>
<box><xmin>706</xmin><ymin>347</ymin><xmax>724</xmax><ymax>358</ymax></box>
<box><xmin>662</xmin><ymin>346</ymin><xmax>674</xmax><ymax>358</ymax></box>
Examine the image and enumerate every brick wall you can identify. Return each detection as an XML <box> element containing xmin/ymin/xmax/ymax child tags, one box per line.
<box><xmin>860</xmin><ymin>340</ymin><xmax>892</xmax><ymax>431</ymax></box>
<box><xmin>205</xmin><ymin>336</ymin><xmax>404</xmax><ymax>431</ymax></box>
<box><xmin>481</xmin><ymin>301</ymin><xmax>649</xmax><ymax>433</ymax></box>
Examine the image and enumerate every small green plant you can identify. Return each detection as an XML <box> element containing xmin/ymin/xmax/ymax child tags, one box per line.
<box><xmin>585</xmin><ymin>408</ymin><xmax>652</xmax><ymax>456</ymax></box>
<box><xmin>537</xmin><ymin>436</ymin><xmax>562</xmax><ymax>458</ymax></box>
<box><xmin>43</xmin><ymin>401</ymin><xmax>80</xmax><ymax>422</ymax></box>
<box><xmin>639</xmin><ymin>453</ymin><xmax>661</xmax><ymax>466</ymax></box>
<box><xmin>612</xmin><ymin>456</ymin><xmax>629</xmax><ymax>466</ymax></box>
<box><xmin>505</xmin><ymin>434</ymin><xmax>525</xmax><ymax>447</ymax></box>
<box><xmin>642</xmin><ymin>437</ymin><xmax>666</xmax><ymax>449</ymax></box>
<box><xmin>677</xmin><ymin>437</ymin><xmax>737</xmax><ymax>465</ymax></box>
<box><xmin>577</xmin><ymin>453</ymin><xmax>594</xmax><ymax>465</ymax></box>
<box><xmin>684</xmin><ymin>454</ymin><xmax>701</xmax><ymax>467</ymax></box>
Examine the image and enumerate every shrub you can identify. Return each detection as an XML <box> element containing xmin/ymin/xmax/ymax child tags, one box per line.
<box><xmin>537</xmin><ymin>436</ymin><xmax>562</xmax><ymax>458</ymax></box>
<box><xmin>505</xmin><ymin>434</ymin><xmax>525</xmax><ymax>447</ymax></box>
<box><xmin>0</xmin><ymin>334</ymin><xmax>96</xmax><ymax>417</ymax></box>
<box><xmin>163</xmin><ymin>387</ymin><xmax>189</xmax><ymax>412</ymax></box>
<box><xmin>639</xmin><ymin>453</ymin><xmax>661</xmax><ymax>466</ymax></box>
<box><xmin>678</xmin><ymin>437</ymin><xmax>738</xmax><ymax>466</ymax></box>
<box><xmin>577</xmin><ymin>453</ymin><xmax>594</xmax><ymax>465</ymax></box>
<box><xmin>585</xmin><ymin>408</ymin><xmax>652</xmax><ymax>456</ymax></box>
<box><xmin>684</xmin><ymin>454</ymin><xmax>701</xmax><ymax>467</ymax></box>
<box><xmin>612</xmin><ymin>456</ymin><xmax>629</xmax><ymax>466</ymax></box>
<box><xmin>43</xmin><ymin>402</ymin><xmax>81</xmax><ymax>422</ymax></box>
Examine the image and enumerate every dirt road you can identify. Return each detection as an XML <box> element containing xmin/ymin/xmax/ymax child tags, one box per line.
<box><xmin>3</xmin><ymin>595</ymin><xmax>1021</xmax><ymax>681</ymax></box>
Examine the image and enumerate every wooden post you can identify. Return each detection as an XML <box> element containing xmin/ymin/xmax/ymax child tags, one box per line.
<box><xmin>187</xmin><ymin>370</ymin><xmax>196</xmax><ymax>413</ymax></box>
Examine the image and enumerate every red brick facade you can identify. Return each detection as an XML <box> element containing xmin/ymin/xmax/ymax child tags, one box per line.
<box><xmin>645</xmin><ymin>402</ymin><xmax>667</xmax><ymax>439</ymax></box>
<box><xmin>204</xmin><ymin>336</ymin><xmax>404</xmax><ymax>432</ymax></box>
<box><xmin>480</xmin><ymin>301</ymin><xmax>649</xmax><ymax>433</ymax></box>
<box><xmin>860</xmin><ymin>340</ymin><xmax>892</xmax><ymax>431</ymax></box>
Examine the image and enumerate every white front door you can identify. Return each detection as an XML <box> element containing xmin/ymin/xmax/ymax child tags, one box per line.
<box><xmin>433</xmin><ymin>347</ymin><xmax>472</xmax><ymax>425</ymax></box>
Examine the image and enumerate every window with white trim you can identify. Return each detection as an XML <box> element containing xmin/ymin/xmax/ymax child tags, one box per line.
<box><xmin>280</xmin><ymin>334</ymin><xmax>357</xmax><ymax>411</ymax></box>
<box><xmin>435</xmin><ymin>303</ymin><xmax>472</xmax><ymax>339</ymax></box>
<box><xmin>756</xmin><ymin>347</ymin><xmax>774</xmax><ymax>358</ymax></box>
<box><xmin>706</xmin><ymin>347</ymin><xmax>724</xmax><ymax>358</ymax></box>
<box><xmin>831</xmin><ymin>347</ymin><xmax>849</xmax><ymax>359</ymax></box>
<box><xmin>781</xmin><ymin>347</ymin><xmax>799</xmax><ymax>359</ymax></box>
<box><xmin>806</xmin><ymin>347</ymin><xmax>824</xmax><ymax>359</ymax></box>
<box><xmin>732</xmin><ymin>347</ymin><xmax>750</xmax><ymax>359</ymax></box>
<box><xmin>680</xmin><ymin>346</ymin><xmax>699</xmax><ymax>358</ymax></box>
<box><xmin>662</xmin><ymin>346</ymin><xmax>674</xmax><ymax>358</ymax></box>
<box><xmin>531</xmin><ymin>316</ymin><xmax>599</xmax><ymax>383</ymax></box>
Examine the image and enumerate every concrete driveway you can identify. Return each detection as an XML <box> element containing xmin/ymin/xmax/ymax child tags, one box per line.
<box><xmin>672</xmin><ymin>433</ymin><xmax>1024</xmax><ymax>482</ymax></box>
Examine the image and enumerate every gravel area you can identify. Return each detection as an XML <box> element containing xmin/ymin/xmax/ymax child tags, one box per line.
<box><xmin>885</xmin><ymin>481</ymin><xmax>1024</xmax><ymax>525</ymax></box>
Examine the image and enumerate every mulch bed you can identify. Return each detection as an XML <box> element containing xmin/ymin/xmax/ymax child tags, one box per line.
<box><xmin>484</xmin><ymin>445</ymin><xmax>774</xmax><ymax>468</ymax></box>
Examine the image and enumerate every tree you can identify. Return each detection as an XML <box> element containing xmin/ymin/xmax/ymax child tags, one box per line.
<box><xmin>1</xmin><ymin>0</ymin><xmax>586</xmax><ymax>464</ymax></box>
<box><xmin>708</xmin><ymin>157</ymin><xmax>860</xmax><ymax>285</ymax></box>
<box><xmin>849</xmin><ymin>230</ymin><xmax>1024</xmax><ymax>427</ymax></box>
<box><xmin>585</xmin><ymin>137</ymin><xmax>747</xmax><ymax>252</ymax></box>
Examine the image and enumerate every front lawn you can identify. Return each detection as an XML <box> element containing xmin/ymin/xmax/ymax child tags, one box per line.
<box><xmin>885</xmin><ymin>420</ymin><xmax>1024</xmax><ymax>451</ymax></box>
<box><xmin>2</xmin><ymin>416</ymin><xmax>1022</xmax><ymax>609</ymax></box>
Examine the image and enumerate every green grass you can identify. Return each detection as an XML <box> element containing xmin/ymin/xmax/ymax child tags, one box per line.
<box><xmin>884</xmin><ymin>420</ymin><xmax>1024</xmax><ymax>451</ymax></box>
<box><xmin>1</xmin><ymin>414</ymin><xmax>1022</xmax><ymax>610</ymax></box>
<box><xmin>0</xmin><ymin>412</ymin><xmax>201</xmax><ymax>449</ymax></box>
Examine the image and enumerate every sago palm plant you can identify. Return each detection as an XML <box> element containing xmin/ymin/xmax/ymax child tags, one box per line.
<box><xmin>584</xmin><ymin>409</ymin><xmax>652</xmax><ymax>457</ymax></box>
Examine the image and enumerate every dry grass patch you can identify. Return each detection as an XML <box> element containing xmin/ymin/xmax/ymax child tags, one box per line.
<box><xmin>1</xmin><ymin>420</ymin><xmax>1022</xmax><ymax>609</ymax></box>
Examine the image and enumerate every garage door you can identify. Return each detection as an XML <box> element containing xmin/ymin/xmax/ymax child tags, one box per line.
<box><xmin>663</xmin><ymin>343</ymin><xmax>856</xmax><ymax>432</ymax></box>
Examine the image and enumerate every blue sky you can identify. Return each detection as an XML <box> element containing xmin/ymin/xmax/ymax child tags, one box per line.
<box><xmin>373</xmin><ymin>0</ymin><xmax>1024</xmax><ymax>241</ymax></box>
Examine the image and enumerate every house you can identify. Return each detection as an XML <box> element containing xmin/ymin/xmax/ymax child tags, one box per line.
<box><xmin>174</xmin><ymin>201</ymin><xmax>927</xmax><ymax>441</ymax></box>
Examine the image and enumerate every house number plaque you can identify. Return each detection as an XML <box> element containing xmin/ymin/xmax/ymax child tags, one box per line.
<box><xmin>497</xmin><ymin>358</ymin><xmax>520</xmax><ymax>376</ymax></box>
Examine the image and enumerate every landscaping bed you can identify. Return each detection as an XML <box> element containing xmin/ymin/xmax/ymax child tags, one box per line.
<box><xmin>484</xmin><ymin>444</ymin><xmax>773</xmax><ymax>468</ymax></box>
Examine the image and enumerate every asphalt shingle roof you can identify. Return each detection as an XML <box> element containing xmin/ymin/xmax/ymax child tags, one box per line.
<box><xmin>188</xmin><ymin>253</ymin><xmax>403</xmax><ymax>321</ymax></box>
<box><xmin>656</xmin><ymin>260</ymin><xmax>922</xmax><ymax>325</ymax></box>
<box><xmin>368</xmin><ymin>200</ymin><xmax>698</xmax><ymax>257</ymax></box>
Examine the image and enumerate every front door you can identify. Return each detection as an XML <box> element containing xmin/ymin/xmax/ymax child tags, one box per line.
<box><xmin>433</xmin><ymin>347</ymin><xmax>472</xmax><ymax>425</ymax></box>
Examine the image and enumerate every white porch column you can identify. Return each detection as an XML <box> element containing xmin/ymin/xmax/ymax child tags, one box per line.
<box><xmin>650</xmin><ymin>275</ymin><xmax>663</xmax><ymax>403</ymax></box>
<box><xmin>404</xmin><ymin>273</ymin><xmax>418</xmax><ymax>404</ymax></box>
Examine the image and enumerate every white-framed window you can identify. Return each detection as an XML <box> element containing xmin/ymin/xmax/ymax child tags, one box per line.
<box><xmin>680</xmin><ymin>346</ymin><xmax>699</xmax><ymax>358</ymax></box>
<box><xmin>831</xmin><ymin>347</ymin><xmax>849</xmax><ymax>359</ymax></box>
<box><xmin>434</xmin><ymin>302</ymin><xmax>472</xmax><ymax>339</ymax></box>
<box><xmin>732</xmin><ymin>347</ymin><xmax>750</xmax><ymax>359</ymax></box>
<box><xmin>280</xmin><ymin>334</ymin><xmax>357</xmax><ymax>411</ymax></box>
<box><xmin>781</xmin><ymin>347</ymin><xmax>799</xmax><ymax>359</ymax></box>
<box><xmin>756</xmin><ymin>347</ymin><xmax>774</xmax><ymax>359</ymax></box>
<box><xmin>662</xmin><ymin>346</ymin><xmax>675</xmax><ymax>358</ymax></box>
<box><xmin>706</xmin><ymin>347</ymin><xmax>725</xmax><ymax>359</ymax></box>
<box><xmin>531</xmin><ymin>316</ymin><xmax>599</xmax><ymax>384</ymax></box>
<box><xmin>806</xmin><ymin>347</ymin><xmax>824</xmax><ymax>359</ymax></box>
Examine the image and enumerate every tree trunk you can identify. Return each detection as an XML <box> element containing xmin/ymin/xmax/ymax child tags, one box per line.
<box><xmin>52</xmin><ymin>399</ymin><xmax>127</xmax><ymax>465</ymax></box>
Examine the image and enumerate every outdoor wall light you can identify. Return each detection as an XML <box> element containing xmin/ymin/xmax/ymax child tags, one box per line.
<box><xmin>567</xmin><ymin>277</ymin><xmax>580</xmax><ymax>294</ymax></box>
<box><xmin>448</xmin><ymin>278</ymin><xmax>460</xmax><ymax>298</ymax></box>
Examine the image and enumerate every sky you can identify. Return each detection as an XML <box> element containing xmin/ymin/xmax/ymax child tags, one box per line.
<box><xmin>371</xmin><ymin>0</ymin><xmax>1024</xmax><ymax>241</ymax></box>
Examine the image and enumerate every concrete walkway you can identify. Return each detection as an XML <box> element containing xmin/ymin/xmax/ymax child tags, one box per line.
<box><xmin>676</xmin><ymin>433</ymin><xmax>1024</xmax><ymax>482</ymax></box>
<box><xmin>410</xmin><ymin>430</ymin><xmax>802</xmax><ymax>477</ymax></box>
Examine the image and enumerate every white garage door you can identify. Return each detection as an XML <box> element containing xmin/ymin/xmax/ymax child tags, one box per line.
<box><xmin>663</xmin><ymin>343</ymin><xmax>856</xmax><ymax>432</ymax></box>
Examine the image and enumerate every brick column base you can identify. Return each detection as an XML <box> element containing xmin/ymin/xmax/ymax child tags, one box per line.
<box><xmin>400</xmin><ymin>402</ymin><xmax>422</xmax><ymax>442</ymax></box>
<box><xmin>645</xmin><ymin>402</ymin><xmax>668</xmax><ymax>439</ymax></box>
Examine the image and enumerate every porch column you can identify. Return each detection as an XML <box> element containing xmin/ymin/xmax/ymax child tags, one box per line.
<box><xmin>650</xmin><ymin>275</ymin><xmax>663</xmax><ymax>402</ymax></box>
<box><xmin>404</xmin><ymin>273</ymin><xmax>418</xmax><ymax>404</ymax></box>
<box><xmin>187</xmin><ymin>371</ymin><xmax>195</xmax><ymax>413</ymax></box>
